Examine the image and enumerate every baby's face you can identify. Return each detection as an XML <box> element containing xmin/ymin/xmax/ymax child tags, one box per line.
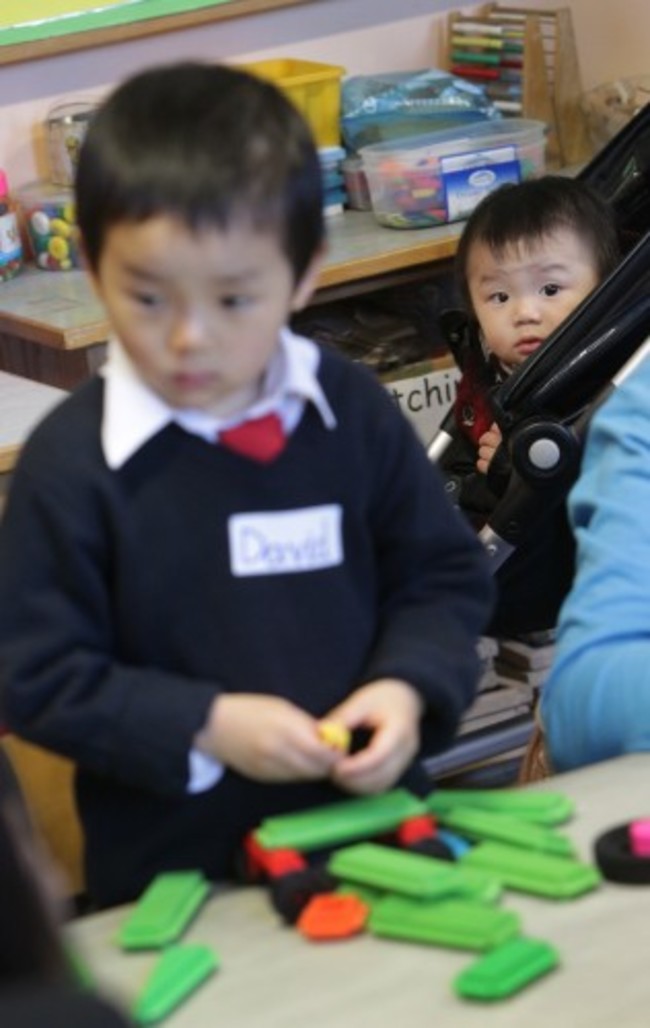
<box><xmin>467</xmin><ymin>227</ymin><xmax>600</xmax><ymax>371</ymax></box>
<box><xmin>90</xmin><ymin>214</ymin><xmax>319</xmax><ymax>416</ymax></box>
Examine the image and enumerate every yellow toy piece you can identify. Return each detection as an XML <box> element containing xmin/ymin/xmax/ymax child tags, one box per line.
<box><xmin>50</xmin><ymin>217</ymin><xmax>72</xmax><ymax>238</ymax></box>
<box><xmin>48</xmin><ymin>235</ymin><xmax>70</xmax><ymax>261</ymax></box>
<box><xmin>318</xmin><ymin>720</ymin><xmax>351</xmax><ymax>753</ymax></box>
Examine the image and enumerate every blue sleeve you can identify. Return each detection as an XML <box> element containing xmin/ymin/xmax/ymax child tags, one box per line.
<box><xmin>541</xmin><ymin>354</ymin><xmax>650</xmax><ymax>770</ymax></box>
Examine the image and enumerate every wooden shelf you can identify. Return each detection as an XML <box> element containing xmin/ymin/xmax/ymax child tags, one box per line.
<box><xmin>0</xmin><ymin>211</ymin><xmax>461</xmax><ymax>389</ymax></box>
<box><xmin>0</xmin><ymin>270</ymin><xmax>108</xmax><ymax>351</ymax></box>
<box><xmin>321</xmin><ymin>212</ymin><xmax>461</xmax><ymax>290</ymax></box>
<box><xmin>0</xmin><ymin>212</ymin><xmax>462</xmax><ymax>353</ymax></box>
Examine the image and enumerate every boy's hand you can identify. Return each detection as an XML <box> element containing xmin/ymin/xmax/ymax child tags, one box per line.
<box><xmin>323</xmin><ymin>679</ymin><xmax>423</xmax><ymax>795</ymax></box>
<box><xmin>477</xmin><ymin>422</ymin><xmax>503</xmax><ymax>475</ymax></box>
<box><xmin>194</xmin><ymin>694</ymin><xmax>342</xmax><ymax>782</ymax></box>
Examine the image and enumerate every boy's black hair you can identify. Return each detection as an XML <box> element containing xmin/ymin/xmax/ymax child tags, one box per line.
<box><xmin>75</xmin><ymin>61</ymin><xmax>324</xmax><ymax>282</ymax></box>
<box><xmin>455</xmin><ymin>175</ymin><xmax>621</xmax><ymax>315</ymax></box>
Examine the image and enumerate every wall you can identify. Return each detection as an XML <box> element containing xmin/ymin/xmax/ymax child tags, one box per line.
<box><xmin>0</xmin><ymin>0</ymin><xmax>455</xmax><ymax>186</ymax></box>
<box><xmin>514</xmin><ymin>0</ymin><xmax>650</xmax><ymax>91</ymax></box>
<box><xmin>0</xmin><ymin>0</ymin><xmax>648</xmax><ymax>187</ymax></box>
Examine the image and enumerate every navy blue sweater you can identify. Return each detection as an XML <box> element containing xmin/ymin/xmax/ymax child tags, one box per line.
<box><xmin>0</xmin><ymin>347</ymin><xmax>493</xmax><ymax>905</ymax></box>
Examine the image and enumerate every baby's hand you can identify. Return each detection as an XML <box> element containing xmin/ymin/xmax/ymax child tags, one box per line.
<box><xmin>323</xmin><ymin>679</ymin><xmax>423</xmax><ymax>795</ymax></box>
<box><xmin>477</xmin><ymin>422</ymin><xmax>503</xmax><ymax>475</ymax></box>
<box><xmin>195</xmin><ymin>694</ymin><xmax>341</xmax><ymax>783</ymax></box>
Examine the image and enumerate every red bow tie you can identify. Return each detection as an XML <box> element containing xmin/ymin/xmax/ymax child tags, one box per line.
<box><xmin>219</xmin><ymin>412</ymin><xmax>286</xmax><ymax>463</ymax></box>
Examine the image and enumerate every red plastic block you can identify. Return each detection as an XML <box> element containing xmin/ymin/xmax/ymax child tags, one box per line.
<box><xmin>396</xmin><ymin>814</ymin><xmax>437</xmax><ymax>846</ymax></box>
<box><xmin>243</xmin><ymin>833</ymin><xmax>306</xmax><ymax>880</ymax></box>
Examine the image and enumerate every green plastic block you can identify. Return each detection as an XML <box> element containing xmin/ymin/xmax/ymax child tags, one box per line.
<box><xmin>255</xmin><ymin>790</ymin><xmax>427</xmax><ymax>851</ymax></box>
<box><xmin>368</xmin><ymin>895</ymin><xmax>521</xmax><ymax>951</ymax></box>
<box><xmin>117</xmin><ymin>871</ymin><xmax>212</xmax><ymax>951</ymax></box>
<box><xmin>426</xmin><ymin>789</ymin><xmax>574</xmax><ymax>826</ymax></box>
<box><xmin>133</xmin><ymin>943</ymin><xmax>219</xmax><ymax>1025</ymax></box>
<box><xmin>461</xmin><ymin>841</ymin><xmax>601</xmax><ymax>899</ymax></box>
<box><xmin>335</xmin><ymin>882</ymin><xmax>384</xmax><ymax>907</ymax></box>
<box><xmin>433</xmin><ymin>805</ymin><xmax>576</xmax><ymax>858</ymax></box>
<box><xmin>454</xmin><ymin>936</ymin><xmax>560</xmax><ymax>1000</ymax></box>
<box><xmin>328</xmin><ymin>842</ymin><xmax>501</xmax><ymax>902</ymax></box>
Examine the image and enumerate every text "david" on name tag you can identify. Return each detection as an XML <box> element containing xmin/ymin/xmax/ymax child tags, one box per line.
<box><xmin>228</xmin><ymin>504</ymin><xmax>343</xmax><ymax>576</ymax></box>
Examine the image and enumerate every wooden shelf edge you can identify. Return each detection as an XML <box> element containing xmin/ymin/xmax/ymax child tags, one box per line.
<box><xmin>0</xmin><ymin>312</ymin><xmax>109</xmax><ymax>351</ymax></box>
<box><xmin>318</xmin><ymin>235</ymin><xmax>460</xmax><ymax>290</ymax></box>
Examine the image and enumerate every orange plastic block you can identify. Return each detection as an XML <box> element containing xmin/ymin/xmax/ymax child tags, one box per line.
<box><xmin>296</xmin><ymin>893</ymin><xmax>369</xmax><ymax>941</ymax></box>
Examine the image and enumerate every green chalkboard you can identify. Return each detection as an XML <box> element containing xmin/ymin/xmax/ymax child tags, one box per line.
<box><xmin>0</xmin><ymin>0</ymin><xmax>312</xmax><ymax>65</ymax></box>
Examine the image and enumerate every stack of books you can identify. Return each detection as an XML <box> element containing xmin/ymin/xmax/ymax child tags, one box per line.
<box><xmin>460</xmin><ymin>636</ymin><xmax>533</xmax><ymax>738</ymax></box>
<box><xmin>460</xmin><ymin>630</ymin><xmax>556</xmax><ymax>735</ymax></box>
<box><xmin>476</xmin><ymin>636</ymin><xmax>499</xmax><ymax>693</ymax></box>
<box><xmin>459</xmin><ymin>681</ymin><xmax>533</xmax><ymax>737</ymax></box>
<box><xmin>494</xmin><ymin>630</ymin><xmax>557</xmax><ymax>696</ymax></box>
<box><xmin>425</xmin><ymin>632</ymin><xmax>556</xmax><ymax>785</ymax></box>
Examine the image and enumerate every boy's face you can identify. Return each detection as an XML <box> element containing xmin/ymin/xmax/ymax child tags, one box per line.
<box><xmin>466</xmin><ymin>227</ymin><xmax>600</xmax><ymax>371</ymax></box>
<box><xmin>90</xmin><ymin>214</ymin><xmax>321</xmax><ymax>416</ymax></box>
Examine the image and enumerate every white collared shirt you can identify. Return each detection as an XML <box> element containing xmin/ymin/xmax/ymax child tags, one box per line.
<box><xmin>100</xmin><ymin>325</ymin><xmax>336</xmax><ymax>469</ymax></box>
<box><xmin>99</xmin><ymin>326</ymin><xmax>337</xmax><ymax>792</ymax></box>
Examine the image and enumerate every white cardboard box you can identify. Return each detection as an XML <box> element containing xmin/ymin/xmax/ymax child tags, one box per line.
<box><xmin>382</xmin><ymin>355</ymin><xmax>460</xmax><ymax>446</ymax></box>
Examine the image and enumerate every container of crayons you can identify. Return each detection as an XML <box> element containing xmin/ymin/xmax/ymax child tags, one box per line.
<box><xmin>360</xmin><ymin>118</ymin><xmax>546</xmax><ymax>229</ymax></box>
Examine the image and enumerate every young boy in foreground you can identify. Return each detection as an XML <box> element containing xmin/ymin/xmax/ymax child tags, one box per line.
<box><xmin>0</xmin><ymin>63</ymin><xmax>493</xmax><ymax>907</ymax></box>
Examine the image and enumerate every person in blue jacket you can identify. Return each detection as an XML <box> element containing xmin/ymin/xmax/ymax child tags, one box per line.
<box><xmin>541</xmin><ymin>348</ymin><xmax>650</xmax><ymax>770</ymax></box>
<box><xmin>0</xmin><ymin>62</ymin><xmax>494</xmax><ymax>907</ymax></box>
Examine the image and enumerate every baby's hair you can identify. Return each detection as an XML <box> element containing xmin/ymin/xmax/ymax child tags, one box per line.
<box><xmin>455</xmin><ymin>176</ymin><xmax>621</xmax><ymax>314</ymax></box>
<box><xmin>76</xmin><ymin>61</ymin><xmax>324</xmax><ymax>282</ymax></box>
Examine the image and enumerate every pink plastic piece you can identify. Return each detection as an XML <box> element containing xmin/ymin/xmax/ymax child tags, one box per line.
<box><xmin>628</xmin><ymin>819</ymin><xmax>650</xmax><ymax>858</ymax></box>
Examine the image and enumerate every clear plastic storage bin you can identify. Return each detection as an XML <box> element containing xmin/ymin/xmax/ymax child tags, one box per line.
<box><xmin>17</xmin><ymin>181</ymin><xmax>82</xmax><ymax>271</ymax></box>
<box><xmin>360</xmin><ymin>119</ymin><xmax>546</xmax><ymax>229</ymax></box>
<box><xmin>45</xmin><ymin>100</ymin><xmax>97</xmax><ymax>187</ymax></box>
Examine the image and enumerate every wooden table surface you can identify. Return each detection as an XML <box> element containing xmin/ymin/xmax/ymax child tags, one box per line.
<box><xmin>0</xmin><ymin>368</ymin><xmax>65</xmax><ymax>472</ymax></box>
<box><xmin>69</xmin><ymin>754</ymin><xmax>650</xmax><ymax>1028</ymax></box>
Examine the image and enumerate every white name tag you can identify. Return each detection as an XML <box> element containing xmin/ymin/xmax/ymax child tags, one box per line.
<box><xmin>228</xmin><ymin>504</ymin><xmax>343</xmax><ymax>577</ymax></box>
